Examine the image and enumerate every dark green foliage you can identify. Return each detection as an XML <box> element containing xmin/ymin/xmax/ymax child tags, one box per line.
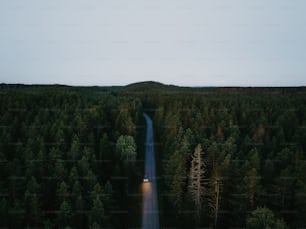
<box><xmin>0</xmin><ymin>86</ymin><xmax>142</xmax><ymax>228</ymax></box>
<box><xmin>1</xmin><ymin>84</ymin><xmax>306</xmax><ymax>228</ymax></box>
<box><xmin>116</xmin><ymin>135</ymin><xmax>137</xmax><ymax>163</ymax></box>
<box><xmin>246</xmin><ymin>207</ymin><xmax>288</xmax><ymax>229</ymax></box>
<box><xmin>147</xmin><ymin>87</ymin><xmax>306</xmax><ymax>228</ymax></box>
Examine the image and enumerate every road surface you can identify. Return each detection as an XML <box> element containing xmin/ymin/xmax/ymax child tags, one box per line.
<box><xmin>142</xmin><ymin>113</ymin><xmax>160</xmax><ymax>229</ymax></box>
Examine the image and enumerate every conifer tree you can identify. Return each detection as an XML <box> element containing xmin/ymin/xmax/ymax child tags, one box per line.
<box><xmin>188</xmin><ymin>144</ymin><xmax>207</xmax><ymax>214</ymax></box>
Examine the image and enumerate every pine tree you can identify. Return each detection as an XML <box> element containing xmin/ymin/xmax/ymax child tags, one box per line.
<box><xmin>90</xmin><ymin>196</ymin><xmax>106</xmax><ymax>225</ymax></box>
<box><xmin>68</xmin><ymin>166</ymin><xmax>79</xmax><ymax>187</ymax></box>
<box><xmin>164</xmin><ymin>129</ymin><xmax>190</xmax><ymax>208</ymax></box>
<box><xmin>68</xmin><ymin>135</ymin><xmax>80</xmax><ymax>161</ymax></box>
<box><xmin>54</xmin><ymin>159</ymin><xmax>66</xmax><ymax>179</ymax></box>
<box><xmin>208</xmin><ymin>166</ymin><xmax>222</xmax><ymax>227</ymax></box>
<box><xmin>57</xmin><ymin>200</ymin><xmax>72</xmax><ymax>227</ymax></box>
<box><xmin>116</xmin><ymin>135</ymin><xmax>137</xmax><ymax>163</ymax></box>
<box><xmin>188</xmin><ymin>144</ymin><xmax>207</xmax><ymax>214</ymax></box>
<box><xmin>243</xmin><ymin>168</ymin><xmax>261</xmax><ymax>210</ymax></box>
<box><xmin>89</xmin><ymin>183</ymin><xmax>108</xmax><ymax>226</ymax></box>
<box><xmin>57</xmin><ymin>181</ymin><xmax>69</xmax><ymax>203</ymax></box>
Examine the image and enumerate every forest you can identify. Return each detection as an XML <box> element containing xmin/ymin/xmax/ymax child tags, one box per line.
<box><xmin>1</xmin><ymin>82</ymin><xmax>306</xmax><ymax>228</ymax></box>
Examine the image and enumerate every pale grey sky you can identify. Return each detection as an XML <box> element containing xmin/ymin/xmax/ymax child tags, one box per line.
<box><xmin>0</xmin><ymin>0</ymin><xmax>305</xmax><ymax>86</ymax></box>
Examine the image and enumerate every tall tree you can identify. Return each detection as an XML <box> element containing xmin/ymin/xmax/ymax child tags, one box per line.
<box><xmin>243</xmin><ymin>168</ymin><xmax>261</xmax><ymax>210</ymax></box>
<box><xmin>89</xmin><ymin>183</ymin><xmax>108</xmax><ymax>226</ymax></box>
<box><xmin>165</xmin><ymin>129</ymin><xmax>190</xmax><ymax>208</ymax></box>
<box><xmin>68</xmin><ymin>135</ymin><xmax>80</xmax><ymax>161</ymax></box>
<box><xmin>57</xmin><ymin>181</ymin><xmax>69</xmax><ymax>203</ymax></box>
<box><xmin>57</xmin><ymin>200</ymin><xmax>72</xmax><ymax>227</ymax></box>
<box><xmin>208</xmin><ymin>166</ymin><xmax>222</xmax><ymax>227</ymax></box>
<box><xmin>90</xmin><ymin>196</ymin><xmax>107</xmax><ymax>226</ymax></box>
<box><xmin>188</xmin><ymin>144</ymin><xmax>207</xmax><ymax>215</ymax></box>
<box><xmin>115</xmin><ymin>135</ymin><xmax>137</xmax><ymax>163</ymax></box>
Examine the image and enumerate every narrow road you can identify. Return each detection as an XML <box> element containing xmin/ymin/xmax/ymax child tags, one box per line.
<box><xmin>142</xmin><ymin>113</ymin><xmax>160</xmax><ymax>229</ymax></box>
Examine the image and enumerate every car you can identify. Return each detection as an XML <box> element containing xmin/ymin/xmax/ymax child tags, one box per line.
<box><xmin>143</xmin><ymin>175</ymin><xmax>149</xmax><ymax>183</ymax></box>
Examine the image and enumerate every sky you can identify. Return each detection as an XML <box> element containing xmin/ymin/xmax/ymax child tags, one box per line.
<box><xmin>0</xmin><ymin>0</ymin><xmax>305</xmax><ymax>86</ymax></box>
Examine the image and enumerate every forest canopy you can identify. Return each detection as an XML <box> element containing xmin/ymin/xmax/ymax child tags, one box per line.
<box><xmin>0</xmin><ymin>83</ymin><xmax>306</xmax><ymax>228</ymax></box>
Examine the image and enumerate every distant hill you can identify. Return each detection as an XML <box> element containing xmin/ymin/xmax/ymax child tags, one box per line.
<box><xmin>125</xmin><ymin>81</ymin><xmax>178</xmax><ymax>89</ymax></box>
<box><xmin>123</xmin><ymin>81</ymin><xmax>188</xmax><ymax>92</ymax></box>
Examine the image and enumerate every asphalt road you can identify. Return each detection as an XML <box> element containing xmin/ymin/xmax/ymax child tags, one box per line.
<box><xmin>142</xmin><ymin>113</ymin><xmax>160</xmax><ymax>229</ymax></box>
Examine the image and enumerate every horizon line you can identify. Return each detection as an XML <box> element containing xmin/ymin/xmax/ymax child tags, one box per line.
<box><xmin>1</xmin><ymin>81</ymin><xmax>306</xmax><ymax>88</ymax></box>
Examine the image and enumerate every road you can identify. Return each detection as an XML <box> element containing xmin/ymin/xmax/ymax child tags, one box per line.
<box><xmin>142</xmin><ymin>113</ymin><xmax>160</xmax><ymax>229</ymax></box>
